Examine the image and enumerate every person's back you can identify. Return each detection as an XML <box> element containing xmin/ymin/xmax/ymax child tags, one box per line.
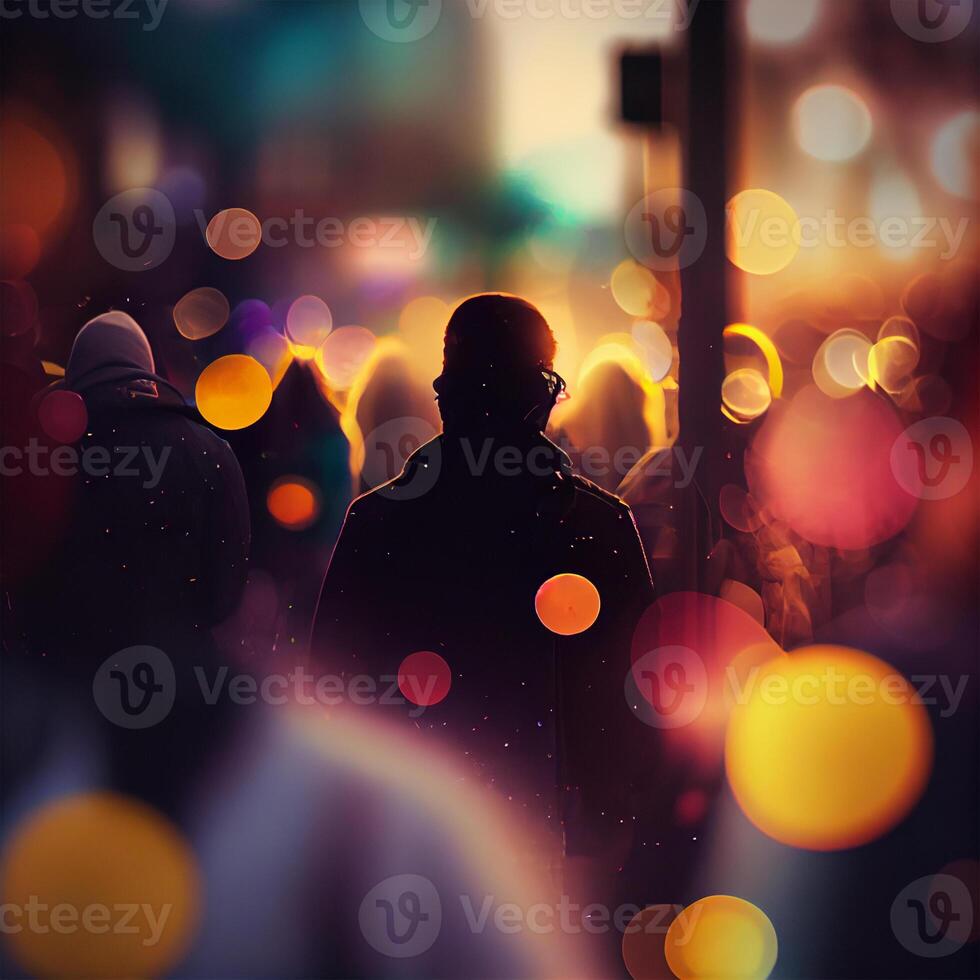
<box><xmin>312</xmin><ymin>295</ymin><xmax>654</xmax><ymax>855</ymax></box>
<box><xmin>21</xmin><ymin>312</ymin><xmax>251</xmax><ymax>813</ymax></box>
<box><xmin>28</xmin><ymin>312</ymin><xmax>250</xmax><ymax>665</ymax></box>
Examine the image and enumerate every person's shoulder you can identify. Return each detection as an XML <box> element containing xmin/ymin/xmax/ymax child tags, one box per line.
<box><xmin>345</xmin><ymin>436</ymin><xmax>442</xmax><ymax>520</ymax></box>
<box><xmin>568</xmin><ymin>472</ymin><xmax>634</xmax><ymax>519</ymax></box>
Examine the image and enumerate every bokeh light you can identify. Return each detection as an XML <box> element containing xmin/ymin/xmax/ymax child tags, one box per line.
<box><xmin>173</xmin><ymin>287</ymin><xmax>230</xmax><ymax>341</ymax></box>
<box><xmin>285</xmin><ymin>294</ymin><xmax>333</xmax><ymax>357</ymax></box>
<box><xmin>630</xmin><ymin>593</ymin><xmax>781</xmax><ymax>770</ymax></box>
<box><xmin>793</xmin><ymin>84</ymin><xmax>872</xmax><ymax>162</ymax></box>
<box><xmin>632</xmin><ymin>320</ymin><xmax>673</xmax><ymax>382</ymax></box>
<box><xmin>719</xmin><ymin>579</ymin><xmax>765</xmax><ymax>626</ymax></box>
<box><xmin>535</xmin><ymin>573</ymin><xmax>601</xmax><ymax>636</ymax></box>
<box><xmin>746</xmin><ymin>0</ymin><xmax>819</xmax><ymax>45</ymax></box>
<box><xmin>722</xmin><ymin>368</ymin><xmax>772</xmax><ymax>423</ymax></box>
<box><xmin>266</xmin><ymin>476</ymin><xmax>320</xmax><ymax>531</ymax></box>
<box><xmin>246</xmin><ymin>330</ymin><xmax>292</xmax><ymax>390</ymax></box>
<box><xmin>745</xmin><ymin>385</ymin><xmax>918</xmax><ymax>549</ymax></box>
<box><xmin>622</xmin><ymin>905</ymin><xmax>677</xmax><ymax>980</ymax></box>
<box><xmin>205</xmin><ymin>207</ymin><xmax>262</xmax><ymax>260</ymax></box>
<box><xmin>719</xmin><ymin>483</ymin><xmax>763</xmax><ymax>533</ymax></box>
<box><xmin>398</xmin><ymin>650</ymin><xmax>452</xmax><ymax>707</ymax></box>
<box><xmin>723</xmin><ymin>323</ymin><xmax>784</xmax><ymax>398</ymax></box>
<box><xmin>195</xmin><ymin>354</ymin><xmax>273</xmax><ymax>430</ymax></box>
<box><xmin>725</xmin><ymin>646</ymin><xmax>933</xmax><ymax>849</ymax></box>
<box><xmin>611</xmin><ymin>261</ymin><xmax>671</xmax><ymax>319</ymax></box>
<box><xmin>0</xmin><ymin>224</ymin><xmax>42</xmax><ymax>279</ymax></box>
<box><xmin>398</xmin><ymin>295</ymin><xmax>451</xmax><ymax>383</ymax></box>
<box><xmin>930</xmin><ymin>110</ymin><xmax>980</xmax><ymax>200</ymax></box>
<box><xmin>105</xmin><ymin>95</ymin><xmax>161</xmax><ymax>192</ymax></box>
<box><xmin>37</xmin><ymin>389</ymin><xmax>88</xmax><ymax>444</ymax></box>
<box><xmin>726</xmin><ymin>189</ymin><xmax>800</xmax><ymax>275</ymax></box>
<box><xmin>869</xmin><ymin>169</ymin><xmax>922</xmax><ymax>260</ymax></box>
<box><xmin>0</xmin><ymin>117</ymin><xmax>71</xmax><ymax>235</ymax></box>
<box><xmin>665</xmin><ymin>895</ymin><xmax>777</xmax><ymax>980</ymax></box>
<box><xmin>869</xmin><ymin>335</ymin><xmax>919</xmax><ymax>394</ymax></box>
<box><xmin>812</xmin><ymin>329</ymin><xmax>872</xmax><ymax>398</ymax></box>
<box><xmin>878</xmin><ymin>314</ymin><xmax>919</xmax><ymax>346</ymax></box>
<box><xmin>314</xmin><ymin>325</ymin><xmax>377</xmax><ymax>390</ymax></box>
<box><xmin>0</xmin><ymin>793</ymin><xmax>200</xmax><ymax>980</ymax></box>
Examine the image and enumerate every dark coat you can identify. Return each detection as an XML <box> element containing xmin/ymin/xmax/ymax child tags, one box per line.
<box><xmin>312</xmin><ymin>432</ymin><xmax>654</xmax><ymax>853</ymax></box>
<box><xmin>27</xmin><ymin>377</ymin><xmax>250</xmax><ymax>666</ymax></box>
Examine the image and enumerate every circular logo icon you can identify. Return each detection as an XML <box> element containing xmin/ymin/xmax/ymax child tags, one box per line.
<box><xmin>92</xmin><ymin>645</ymin><xmax>176</xmax><ymax>729</ymax></box>
<box><xmin>362</xmin><ymin>416</ymin><xmax>440</xmax><ymax>500</ymax></box>
<box><xmin>891</xmin><ymin>417</ymin><xmax>973</xmax><ymax>501</ymax></box>
<box><xmin>625</xmin><ymin>646</ymin><xmax>707</xmax><ymax>729</ymax></box>
<box><xmin>890</xmin><ymin>0</ymin><xmax>974</xmax><ymax>42</ymax></box>
<box><xmin>625</xmin><ymin>188</ymin><xmax>708</xmax><ymax>272</ymax></box>
<box><xmin>359</xmin><ymin>0</ymin><xmax>442</xmax><ymax>43</ymax></box>
<box><xmin>891</xmin><ymin>873</ymin><xmax>973</xmax><ymax>957</ymax></box>
<box><xmin>93</xmin><ymin>188</ymin><xmax>176</xmax><ymax>272</ymax></box>
<box><xmin>359</xmin><ymin>874</ymin><xmax>442</xmax><ymax>958</ymax></box>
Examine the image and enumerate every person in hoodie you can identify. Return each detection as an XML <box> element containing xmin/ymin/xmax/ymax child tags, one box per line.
<box><xmin>22</xmin><ymin>310</ymin><xmax>250</xmax><ymax>812</ymax></box>
<box><xmin>311</xmin><ymin>294</ymin><xmax>655</xmax><ymax>862</ymax></box>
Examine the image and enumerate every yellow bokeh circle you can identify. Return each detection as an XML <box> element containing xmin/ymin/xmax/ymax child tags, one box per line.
<box><xmin>665</xmin><ymin>895</ymin><xmax>777</xmax><ymax>980</ymax></box>
<box><xmin>726</xmin><ymin>189</ymin><xmax>800</xmax><ymax>276</ymax></box>
<box><xmin>195</xmin><ymin>354</ymin><xmax>273</xmax><ymax>430</ymax></box>
<box><xmin>725</xmin><ymin>646</ymin><xmax>933</xmax><ymax>850</ymax></box>
<box><xmin>535</xmin><ymin>573</ymin><xmax>601</xmax><ymax>636</ymax></box>
<box><xmin>611</xmin><ymin>260</ymin><xmax>671</xmax><ymax>319</ymax></box>
<box><xmin>722</xmin><ymin>368</ymin><xmax>772</xmax><ymax>423</ymax></box>
<box><xmin>0</xmin><ymin>793</ymin><xmax>201</xmax><ymax>980</ymax></box>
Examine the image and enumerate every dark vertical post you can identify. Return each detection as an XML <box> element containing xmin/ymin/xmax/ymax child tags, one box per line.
<box><xmin>677</xmin><ymin>0</ymin><xmax>732</xmax><ymax>591</ymax></box>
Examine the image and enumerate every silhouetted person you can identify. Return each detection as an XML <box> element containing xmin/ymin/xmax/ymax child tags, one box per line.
<box><xmin>553</xmin><ymin>356</ymin><xmax>655</xmax><ymax>492</ymax></box>
<box><xmin>21</xmin><ymin>311</ymin><xmax>250</xmax><ymax>813</ymax></box>
<box><xmin>344</xmin><ymin>336</ymin><xmax>441</xmax><ymax>495</ymax></box>
<box><xmin>312</xmin><ymin>294</ymin><xmax>654</xmax><ymax>859</ymax></box>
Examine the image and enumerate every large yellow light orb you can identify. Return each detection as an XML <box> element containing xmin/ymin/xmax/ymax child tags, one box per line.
<box><xmin>664</xmin><ymin>895</ymin><xmax>777</xmax><ymax>980</ymax></box>
<box><xmin>196</xmin><ymin>354</ymin><xmax>273</xmax><ymax>430</ymax></box>
<box><xmin>611</xmin><ymin>260</ymin><xmax>671</xmax><ymax>319</ymax></box>
<box><xmin>726</xmin><ymin>190</ymin><xmax>800</xmax><ymax>276</ymax></box>
<box><xmin>725</xmin><ymin>646</ymin><xmax>933</xmax><ymax>850</ymax></box>
<box><xmin>793</xmin><ymin>85</ymin><xmax>872</xmax><ymax>162</ymax></box>
<box><xmin>0</xmin><ymin>793</ymin><xmax>200</xmax><ymax>980</ymax></box>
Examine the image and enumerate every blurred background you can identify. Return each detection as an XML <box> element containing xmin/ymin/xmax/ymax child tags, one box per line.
<box><xmin>1</xmin><ymin>1</ymin><xmax>978</xmax><ymax>977</ymax></box>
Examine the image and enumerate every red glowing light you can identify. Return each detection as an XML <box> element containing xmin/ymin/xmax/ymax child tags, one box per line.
<box><xmin>397</xmin><ymin>651</ymin><xmax>452</xmax><ymax>707</ymax></box>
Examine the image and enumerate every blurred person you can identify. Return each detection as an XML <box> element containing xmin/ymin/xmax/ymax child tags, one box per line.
<box><xmin>222</xmin><ymin>357</ymin><xmax>349</xmax><ymax>663</ymax></box>
<box><xmin>312</xmin><ymin>295</ymin><xmax>655</xmax><ymax>866</ymax></box>
<box><xmin>19</xmin><ymin>310</ymin><xmax>250</xmax><ymax>812</ymax></box>
<box><xmin>342</xmin><ymin>336</ymin><xmax>441</xmax><ymax>496</ymax></box>
<box><xmin>553</xmin><ymin>355</ymin><xmax>655</xmax><ymax>493</ymax></box>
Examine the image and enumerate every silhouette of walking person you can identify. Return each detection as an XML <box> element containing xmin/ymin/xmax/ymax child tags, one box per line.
<box><xmin>312</xmin><ymin>294</ymin><xmax>654</xmax><ymax>858</ymax></box>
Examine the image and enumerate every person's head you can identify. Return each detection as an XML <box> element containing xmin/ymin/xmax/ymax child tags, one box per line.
<box><xmin>433</xmin><ymin>294</ymin><xmax>564</xmax><ymax>434</ymax></box>
<box><xmin>66</xmin><ymin>311</ymin><xmax>155</xmax><ymax>393</ymax></box>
